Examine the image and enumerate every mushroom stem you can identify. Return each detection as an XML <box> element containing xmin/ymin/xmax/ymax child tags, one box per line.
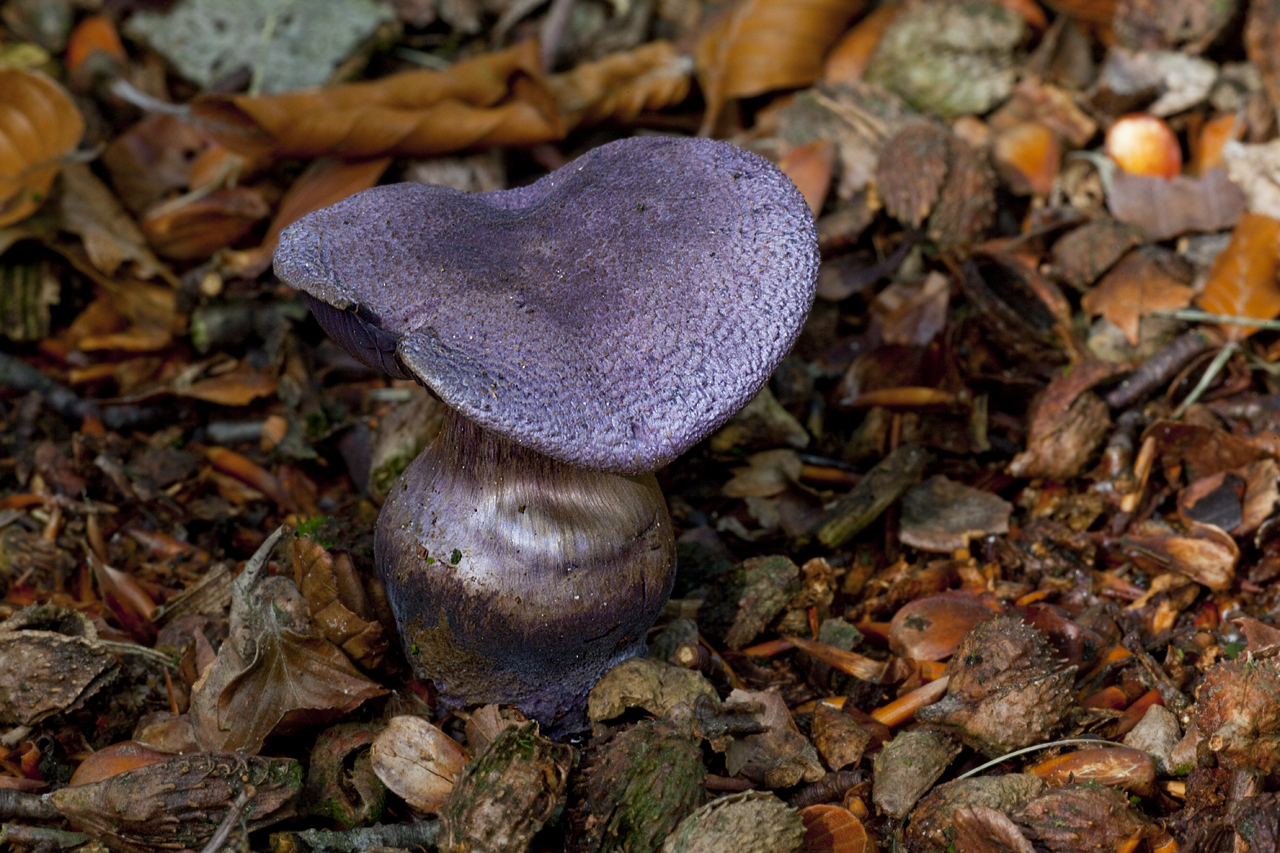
<box><xmin>376</xmin><ymin>407</ymin><xmax>676</xmax><ymax>733</ymax></box>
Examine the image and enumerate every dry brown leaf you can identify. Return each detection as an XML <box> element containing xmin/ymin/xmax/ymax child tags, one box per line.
<box><xmin>1106</xmin><ymin>167</ymin><xmax>1245</xmax><ymax>241</ymax></box>
<box><xmin>216</xmin><ymin>627</ymin><xmax>386</xmax><ymax>751</ymax></box>
<box><xmin>823</xmin><ymin>5</ymin><xmax>903</xmax><ymax>85</ymax></box>
<box><xmin>546</xmin><ymin>40</ymin><xmax>692</xmax><ymax>130</ymax></box>
<box><xmin>1080</xmin><ymin>248</ymin><xmax>1196</xmax><ymax>345</ymax></box>
<box><xmin>290</xmin><ymin>536</ymin><xmax>387</xmax><ymax>670</ymax></box>
<box><xmin>189</xmin><ymin>41</ymin><xmax>565</xmax><ymax>161</ymax></box>
<box><xmin>1009</xmin><ymin>359</ymin><xmax>1121</xmax><ymax>480</ymax></box>
<box><xmin>1196</xmin><ymin>212</ymin><xmax>1280</xmax><ymax>341</ymax></box>
<box><xmin>695</xmin><ymin>0</ymin><xmax>867</xmax><ymax>133</ymax></box>
<box><xmin>777</xmin><ymin>139</ymin><xmax>835</xmax><ymax>215</ymax></box>
<box><xmin>58</xmin><ymin>162</ymin><xmax>173</xmax><ymax>282</ymax></box>
<box><xmin>178</xmin><ymin>368</ymin><xmax>277</xmax><ymax>407</ymax></box>
<box><xmin>1121</xmin><ymin>519</ymin><xmax>1238</xmax><ymax>590</ymax></box>
<box><xmin>223</xmin><ymin>157</ymin><xmax>391</xmax><ymax>278</ymax></box>
<box><xmin>0</xmin><ymin>68</ymin><xmax>84</xmax><ymax>227</ymax></box>
<box><xmin>140</xmin><ymin>187</ymin><xmax>271</xmax><ymax>260</ymax></box>
<box><xmin>101</xmin><ymin>114</ymin><xmax>216</xmax><ymax>215</ymax></box>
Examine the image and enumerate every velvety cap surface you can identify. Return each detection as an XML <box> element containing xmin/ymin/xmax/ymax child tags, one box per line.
<box><xmin>275</xmin><ymin>135</ymin><xmax>818</xmax><ymax>473</ymax></box>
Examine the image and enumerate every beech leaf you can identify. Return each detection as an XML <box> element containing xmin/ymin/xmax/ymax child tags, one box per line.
<box><xmin>1195</xmin><ymin>212</ymin><xmax>1280</xmax><ymax>341</ymax></box>
<box><xmin>0</xmin><ymin>68</ymin><xmax>84</xmax><ymax>227</ymax></box>
<box><xmin>188</xmin><ymin>41</ymin><xmax>565</xmax><ymax>161</ymax></box>
<box><xmin>695</xmin><ymin>0</ymin><xmax>867</xmax><ymax>132</ymax></box>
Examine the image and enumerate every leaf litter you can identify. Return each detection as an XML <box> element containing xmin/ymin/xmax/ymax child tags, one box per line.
<box><xmin>8</xmin><ymin>1</ymin><xmax>1280</xmax><ymax>852</ymax></box>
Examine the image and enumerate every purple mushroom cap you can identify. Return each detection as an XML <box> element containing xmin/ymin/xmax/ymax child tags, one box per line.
<box><xmin>275</xmin><ymin>135</ymin><xmax>818</xmax><ymax>474</ymax></box>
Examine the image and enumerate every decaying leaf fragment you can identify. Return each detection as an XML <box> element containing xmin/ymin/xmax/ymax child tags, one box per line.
<box><xmin>1105</xmin><ymin>167</ymin><xmax>1245</xmax><ymax>241</ymax></box>
<box><xmin>1080</xmin><ymin>247</ymin><xmax>1196</xmax><ymax>346</ymax></box>
<box><xmin>51</xmin><ymin>751</ymin><xmax>302</xmax><ymax>853</ymax></box>
<box><xmin>547</xmin><ymin>40</ymin><xmax>692</xmax><ymax>130</ymax></box>
<box><xmin>898</xmin><ymin>475</ymin><xmax>1013</xmax><ymax>553</ymax></box>
<box><xmin>905</xmin><ymin>774</ymin><xmax>1045</xmax><ymax>853</ymax></box>
<box><xmin>187</xmin><ymin>529</ymin><xmax>385</xmax><ymax>752</ymax></box>
<box><xmin>0</xmin><ymin>604</ymin><xmax>116</xmax><ymax>726</ymax></box>
<box><xmin>1009</xmin><ymin>359</ymin><xmax>1120</xmax><ymax>480</ymax></box>
<box><xmin>189</xmin><ymin>41</ymin><xmax>564</xmax><ymax>161</ymax></box>
<box><xmin>0</xmin><ymin>68</ymin><xmax>84</xmax><ymax>227</ymax></box>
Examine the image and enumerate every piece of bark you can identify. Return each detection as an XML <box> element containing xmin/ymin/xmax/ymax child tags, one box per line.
<box><xmin>303</xmin><ymin>722</ymin><xmax>388</xmax><ymax>829</ymax></box>
<box><xmin>50</xmin><ymin>752</ymin><xmax>301</xmax><ymax>853</ymax></box>
<box><xmin>568</xmin><ymin>712</ymin><xmax>706</xmax><ymax>853</ymax></box>
<box><xmin>698</xmin><ymin>556</ymin><xmax>801</xmax><ymax>650</ymax></box>
<box><xmin>1050</xmin><ymin>219</ymin><xmax>1144</xmax><ymax>291</ymax></box>
<box><xmin>440</xmin><ymin>722</ymin><xmax>572</xmax><ymax>853</ymax></box>
<box><xmin>815</xmin><ymin>445</ymin><xmax>931</xmax><ymax>548</ymax></box>
<box><xmin>872</xmin><ymin>727</ymin><xmax>962</xmax><ymax>819</ymax></box>
<box><xmin>661</xmin><ymin>791</ymin><xmax>804</xmax><ymax>853</ymax></box>
<box><xmin>0</xmin><ymin>604</ymin><xmax>116</xmax><ymax>726</ymax></box>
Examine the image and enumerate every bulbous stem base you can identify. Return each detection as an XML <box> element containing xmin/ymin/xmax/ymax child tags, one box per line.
<box><xmin>375</xmin><ymin>408</ymin><xmax>676</xmax><ymax>732</ymax></box>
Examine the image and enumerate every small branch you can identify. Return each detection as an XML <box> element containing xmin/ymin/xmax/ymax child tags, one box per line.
<box><xmin>291</xmin><ymin>820</ymin><xmax>441</xmax><ymax>853</ymax></box>
<box><xmin>0</xmin><ymin>824</ymin><xmax>87</xmax><ymax>849</ymax></box>
<box><xmin>0</xmin><ymin>789</ymin><xmax>59</xmax><ymax>821</ymax></box>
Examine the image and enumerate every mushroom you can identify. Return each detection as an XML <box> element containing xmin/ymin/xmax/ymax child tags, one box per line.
<box><xmin>274</xmin><ymin>135</ymin><xmax>818</xmax><ymax>730</ymax></box>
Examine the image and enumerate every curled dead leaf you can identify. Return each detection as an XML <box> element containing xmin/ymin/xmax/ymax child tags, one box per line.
<box><xmin>189</xmin><ymin>41</ymin><xmax>564</xmax><ymax>161</ymax></box>
<box><xmin>547</xmin><ymin>40</ymin><xmax>692</xmax><ymax>130</ymax></box>
<box><xmin>141</xmin><ymin>187</ymin><xmax>271</xmax><ymax>260</ymax></box>
<box><xmin>1195</xmin><ymin>212</ymin><xmax>1280</xmax><ymax>341</ymax></box>
<box><xmin>695</xmin><ymin>0</ymin><xmax>867</xmax><ymax>133</ymax></box>
<box><xmin>0</xmin><ymin>68</ymin><xmax>84</xmax><ymax>227</ymax></box>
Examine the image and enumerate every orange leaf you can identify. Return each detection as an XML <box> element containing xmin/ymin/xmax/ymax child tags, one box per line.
<box><xmin>800</xmin><ymin>804</ymin><xmax>876</xmax><ymax>853</ymax></box>
<box><xmin>204</xmin><ymin>446</ymin><xmax>298</xmax><ymax>512</ymax></box>
<box><xmin>1027</xmin><ymin>746</ymin><xmax>1155</xmax><ymax>796</ymax></box>
<box><xmin>188</xmin><ymin>41</ymin><xmax>564</xmax><ymax>161</ymax></box>
<box><xmin>1196</xmin><ymin>212</ymin><xmax>1280</xmax><ymax>341</ymax></box>
<box><xmin>65</xmin><ymin>15</ymin><xmax>126</xmax><ymax>77</ymax></box>
<box><xmin>1193</xmin><ymin>113</ymin><xmax>1243</xmax><ymax>175</ymax></box>
<box><xmin>0</xmin><ymin>69</ymin><xmax>84</xmax><ymax>227</ymax></box>
<box><xmin>87</xmin><ymin>550</ymin><xmax>158</xmax><ymax>640</ymax></box>
<box><xmin>823</xmin><ymin>5</ymin><xmax>903</xmax><ymax>85</ymax></box>
<box><xmin>69</xmin><ymin>741</ymin><xmax>169</xmax><ymax>787</ymax></box>
<box><xmin>1080</xmin><ymin>248</ymin><xmax>1195</xmax><ymax>345</ymax></box>
<box><xmin>992</xmin><ymin>122</ymin><xmax>1060</xmax><ymax>197</ymax></box>
<box><xmin>778</xmin><ymin>139</ymin><xmax>835</xmax><ymax>215</ymax></box>
<box><xmin>140</xmin><ymin>186</ymin><xmax>271</xmax><ymax>260</ymax></box>
<box><xmin>695</xmin><ymin>0</ymin><xmax>867</xmax><ymax>133</ymax></box>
